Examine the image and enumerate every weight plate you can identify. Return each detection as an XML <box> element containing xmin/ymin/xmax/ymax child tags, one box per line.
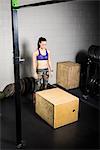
<box><xmin>3</xmin><ymin>83</ymin><xmax>15</xmax><ymax>98</ymax></box>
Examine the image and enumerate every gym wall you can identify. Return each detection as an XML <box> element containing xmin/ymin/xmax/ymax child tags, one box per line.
<box><xmin>0</xmin><ymin>0</ymin><xmax>14</xmax><ymax>91</ymax></box>
<box><xmin>0</xmin><ymin>0</ymin><xmax>99</xmax><ymax>90</ymax></box>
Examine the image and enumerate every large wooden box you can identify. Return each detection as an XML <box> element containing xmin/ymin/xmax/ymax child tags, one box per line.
<box><xmin>56</xmin><ymin>61</ymin><xmax>80</xmax><ymax>89</ymax></box>
<box><xmin>35</xmin><ymin>88</ymin><xmax>79</xmax><ymax>128</ymax></box>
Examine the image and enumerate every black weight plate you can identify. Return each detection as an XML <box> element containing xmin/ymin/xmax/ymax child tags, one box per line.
<box><xmin>3</xmin><ymin>83</ymin><xmax>15</xmax><ymax>97</ymax></box>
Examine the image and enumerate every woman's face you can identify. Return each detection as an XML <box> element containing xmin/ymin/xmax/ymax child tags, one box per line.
<box><xmin>39</xmin><ymin>41</ymin><xmax>47</xmax><ymax>49</ymax></box>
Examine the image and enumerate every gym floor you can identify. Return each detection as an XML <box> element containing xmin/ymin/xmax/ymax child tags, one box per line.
<box><xmin>0</xmin><ymin>86</ymin><xmax>100</xmax><ymax>149</ymax></box>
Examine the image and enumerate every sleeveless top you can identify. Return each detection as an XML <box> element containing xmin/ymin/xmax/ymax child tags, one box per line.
<box><xmin>37</xmin><ymin>49</ymin><xmax>48</xmax><ymax>60</ymax></box>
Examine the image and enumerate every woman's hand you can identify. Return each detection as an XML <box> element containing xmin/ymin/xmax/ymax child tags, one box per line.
<box><xmin>49</xmin><ymin>70</ymin><xmax>53</xmax><ymax>78</ymax></box>
<box><xmin>34</xmin><ymin>72</ymin><xmax>38</xmax><ymax>79</ymax></box>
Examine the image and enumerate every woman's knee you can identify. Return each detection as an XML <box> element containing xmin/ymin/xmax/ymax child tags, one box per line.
<box><xmin>35</xmin><ymin>79</ymin><xmax>41</xmax><ymax>91</ymax></box>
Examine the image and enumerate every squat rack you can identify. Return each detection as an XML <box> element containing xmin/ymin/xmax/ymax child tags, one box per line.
<box><xmin>11</xmin><ymin>0</ymin><xmax>74</xmax><ymax>149</ymax></box>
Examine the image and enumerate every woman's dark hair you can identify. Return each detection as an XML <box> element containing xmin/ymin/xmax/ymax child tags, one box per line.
<box><xmin>37</xmin><ymin>37</ymin><xmax>47</xmax><ymax>49</ymax></box>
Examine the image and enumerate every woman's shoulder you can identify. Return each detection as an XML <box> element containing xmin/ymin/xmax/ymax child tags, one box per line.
<box><xmin>47</xmin><ymin>49</ymin><xmax>50</xmax><ymax>54</ymax></box>
<box><xmin>33</xmin><ymin>49</ymin><xmax>39</xmax><ymax>56</ymax></box>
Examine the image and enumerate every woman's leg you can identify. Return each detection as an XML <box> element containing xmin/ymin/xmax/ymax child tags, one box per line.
<box><xmin>33</xmin><ymin>71</ymin><xmax>43</xmax><ymax>103</ymax></box>
<box><xmin>35</xmin><ymin>70</ymin><xmax>44</xmax><ymax>92</ymax></box>
<box><xmin>43</xmin><ymin>69</ymin><xmax>49</xmax><ymax>89</ymax></box>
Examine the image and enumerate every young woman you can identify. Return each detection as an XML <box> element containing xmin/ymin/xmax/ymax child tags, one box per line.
<box><xmin>33</xmin><ymin>37</ymin><xmax>53</xmax><ymax>92</ymax></box>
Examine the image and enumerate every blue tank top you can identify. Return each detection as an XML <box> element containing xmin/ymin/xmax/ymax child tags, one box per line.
<box><xmin>37</xmin><ymin>49</ymin><xmax>48</xmax><ymax>60</ymax></box>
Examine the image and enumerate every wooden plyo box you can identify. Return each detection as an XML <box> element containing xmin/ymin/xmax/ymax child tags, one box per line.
<box><xmin>56</xmin><ymin>61</ymin><xmax>80</xmax><ymax>89</ymax></box>
<box><xmin>35</xmin><ymin>88</ymin><xmax>79</xmax><ymax>129</ymax></box>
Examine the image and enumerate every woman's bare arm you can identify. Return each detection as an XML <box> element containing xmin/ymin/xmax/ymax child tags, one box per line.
<box><xmin>47</xmin><ymin>50</ymin><xmax>53</xmax><ymax>72</ymax></box>
<box><xmin>33</xmin><ymin>51</ymin><xmax>38</xmax><ymax>79</ymax></box>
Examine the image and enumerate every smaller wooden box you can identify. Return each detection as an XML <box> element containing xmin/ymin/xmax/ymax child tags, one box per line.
<box><xmin>35</xmin><ymin>88</ymin><xmax>79</xmax><ymax>128</ymax></box>
<box><xmin>56</xmin><ymin>61</ymin><xmax>80</xmax><ymax>89</ymax></box>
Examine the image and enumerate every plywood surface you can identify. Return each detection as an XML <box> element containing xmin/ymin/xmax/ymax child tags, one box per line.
<box><xmin>36</xmin><ymin>88</ymin><xmax>79</xmax><ymax>105</ymax></box>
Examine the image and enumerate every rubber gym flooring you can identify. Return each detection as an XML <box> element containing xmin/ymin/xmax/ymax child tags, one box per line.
<box><xmin>0</xmin><ymin>86</ymin><xmax>100</xmax><ymax>149</ymax></box>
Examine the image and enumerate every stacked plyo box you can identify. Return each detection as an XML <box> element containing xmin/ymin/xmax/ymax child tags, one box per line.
<box><xmin>56</xmin><ymin>61</ymin><xmax>80</xmax><ymax>89</ymax></box>
<box><xmin>35</xmin><ymin>88</ymin><xmax>79</xmax><ymax>129</ymax></box>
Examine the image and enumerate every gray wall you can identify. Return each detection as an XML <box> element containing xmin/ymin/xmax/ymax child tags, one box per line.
<box><xmin>0</xmin><ymin>0</ymin><xmax>99</xmax><ymax>90</ymax></box>
<box><xmin>0</xmin><ymin>0</ymin><xmax>13</xmax><ymax>90</ymax></box>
